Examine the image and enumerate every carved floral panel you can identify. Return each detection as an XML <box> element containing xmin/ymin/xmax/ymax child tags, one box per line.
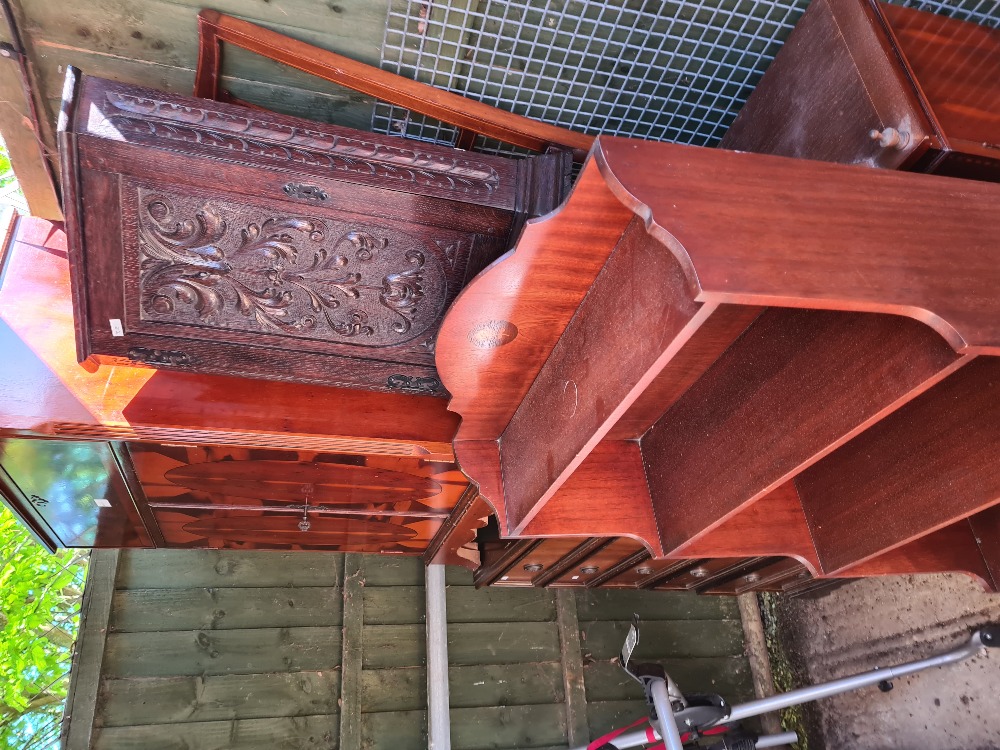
<box><xmin>134</xmin><ymin>187</ymin><xmax>449</xmax><ymax>346</ymax></box>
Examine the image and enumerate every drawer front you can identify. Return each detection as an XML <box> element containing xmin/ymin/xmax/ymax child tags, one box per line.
<box><xmin>721</xmin><ymin>0</ymin><xmax>934</xmax><ymax>169</ymax></box>
<box><xmin>80</xmin><ymin>74</ymin><xmax>520</xmax><ymax>212</ymax></box>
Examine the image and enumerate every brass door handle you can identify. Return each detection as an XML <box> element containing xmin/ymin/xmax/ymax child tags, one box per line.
<box><xmin>282</xmin><ymin>183</ymin><xmax>328</xmax><ymax>201</ymax></box>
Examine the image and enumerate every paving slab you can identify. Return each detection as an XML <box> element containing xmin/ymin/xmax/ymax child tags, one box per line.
<box><xmin>771</xmin><ymin>574</ymin><xmax>1000</xmax><ymax>750</ymax></box>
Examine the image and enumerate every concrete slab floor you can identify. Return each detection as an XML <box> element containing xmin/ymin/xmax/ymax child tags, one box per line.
<box><xmin>765</xmin><ymin>573</ymin><xmax>1000</xmax><ymax>750</ymax></box>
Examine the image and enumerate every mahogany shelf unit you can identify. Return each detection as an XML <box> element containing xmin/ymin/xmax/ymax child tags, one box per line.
<box><xmin>435</xmin><ymin>137</ymin><xmax>1000</xmax><ymax>593</ymax></box>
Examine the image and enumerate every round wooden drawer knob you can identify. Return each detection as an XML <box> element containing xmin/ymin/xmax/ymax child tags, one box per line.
<box><xmin>869</xmin><ymin>126</ymin><xmax>910</xmax><ymax>150</ymax></box>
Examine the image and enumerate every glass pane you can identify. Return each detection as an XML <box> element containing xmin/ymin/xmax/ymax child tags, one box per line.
<box><xmin>0</xmin><ymin>439</ymin><xmax>139</xmax><ymax>547</ymax></box>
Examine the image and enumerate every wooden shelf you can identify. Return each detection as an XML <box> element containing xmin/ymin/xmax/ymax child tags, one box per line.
<box><xmin>642</xmin><ymin>307</ymin><xmax>963</xmax><ymax>553</ymax></box>
<box><xmin>798</xmin><ymin>358</ymin><xmax>1000</xmax><ymax>573</ymax></box>
<box><xmin>435</xmin><ymin>137</ymin><xmax>1000</xmax><ymax>591</ymax></box>
<box><xmin>835</xmin><ymin>520</ymin><xmax>995</xmax><ymax>589</ymax></box>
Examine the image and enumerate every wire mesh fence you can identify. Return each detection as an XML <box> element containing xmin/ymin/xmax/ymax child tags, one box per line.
<box><xmin>374</xmin><ymin>0</ymin><xmax>1000</xmax><ymax>155</ymax></box>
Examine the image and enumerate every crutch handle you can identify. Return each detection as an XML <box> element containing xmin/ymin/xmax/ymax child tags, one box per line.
<box><xmin>976</xmin><ymin>624</ymin><xmax>1000</xmax><ymax>648</ymax></box>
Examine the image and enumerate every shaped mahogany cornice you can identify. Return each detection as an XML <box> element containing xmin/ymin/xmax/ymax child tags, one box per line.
<box><xmin>435</xmin><ymin>136</ymin><xmax>1000</xmax><ymax>576</ymax></box>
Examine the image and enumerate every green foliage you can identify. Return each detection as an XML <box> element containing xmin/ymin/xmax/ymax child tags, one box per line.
<box><xmin>0</xmin><ymin>137</ymin><xmax>15</xmax><ymax>189</ymax></box>
<box><xmin>0</xmin><ymin>506</ymin><xmax>88</xmax><ymax>750</ymax></box>
<box><xmin>759</xmin><ymin>592</ymin><xmax>810</xmax><ymax>750</ymax></box>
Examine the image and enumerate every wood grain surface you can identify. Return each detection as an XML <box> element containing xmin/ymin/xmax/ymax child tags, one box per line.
<box><xmin>437</xmin><ymin>134</ymin><xmax>1000</xmax><ymax>591</ymax></box>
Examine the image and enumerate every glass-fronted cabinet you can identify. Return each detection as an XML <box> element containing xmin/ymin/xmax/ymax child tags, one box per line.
<box><xmin>0</xmin><ymin>439</ymin><xmax>151</xmax><ymax>548</ymax></box>
<box><xmin>0</xmin><ymin>438</ymin><xmax>467</xmax><ymax>553</ymax></box>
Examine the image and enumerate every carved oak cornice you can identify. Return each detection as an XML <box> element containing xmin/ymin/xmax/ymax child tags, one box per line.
<box><xmin>107</xmin><ymin>91</ymin><xmax>500</xmax><ymax>196</ymax></box>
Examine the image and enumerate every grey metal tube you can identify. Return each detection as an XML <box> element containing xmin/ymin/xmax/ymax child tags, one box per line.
<box><xmin>650</xmin><ymin>679</ymin><xmax>685</xmax><ymax>750</ymax></box>
<box><xmin>571</xmin><ymin>681</ymin><xmax>685</xmax><ymax>750</ymax></box>
<box><xmin>727</xmin><ymin>631</ymin><xmax>988</xmax><ymax>723</ymax></box>
<box><xmin>425</xmin><ymin>564</ymin><xmax>451</xmax><ymax>750</ymax></box>
<box><xmin>755</xmin><ymin>732</ymin><xmax>799</xmax><ymax>747</ymax></box>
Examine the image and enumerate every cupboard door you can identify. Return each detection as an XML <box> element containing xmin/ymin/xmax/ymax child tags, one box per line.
<box><xmin>77</xmin><ymin>173</ymin><xmax>501</xmax><ymax>395</ymax></box>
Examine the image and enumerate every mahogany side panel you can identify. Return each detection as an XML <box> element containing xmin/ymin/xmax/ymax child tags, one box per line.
<box><xmin>452</xmin><ymin>440</ymin><xmax>506</xmax><ymax>528</ymax></box>
<box><xmin>607</xmin><ymin>304</ymin><xmax>764</xmax><ymax>440</ymax></box>
<box><xmin>671</xmin><ymin>482</ymin><xmax>821</xmax><ymax>573</ymax></box>
<box><xmin>595</xmin><ymin>137</ymin><xmax>1000</xmax><ymax>354</ymax></box>
<box><xmin>720</xmin><ymin>0</ymin><xmax>934</xmax><ymax>168</ymax></box>
<box><xmin>835</xmin><ymin>521</ymin><xmax>995</xmax><ymax>590</ymax></box>
<box><xmin>800</xmin><ymin>357</ymin><xmax>1000</xmax><ymax>573</ymax></box>
<box><xmin>0</xmin><ymin>218</ymin><xmax>459</xmax><ymax>454</ymax></box>
<box><xmin>642</xmin><ymin>308</ymin><xmax>963</xmax><ymax>553</ymax></box>
<box><xmin>437</xmin><ymin>157</ymin><xmax>635</xmax><ymax>443</ymax></box>
<box><xmin>879</xmin><ymin>1</ymin><xmax>1000</xmax><ymax>157</ymax></box>
<box><xmin>500</xmin><ymin>218</ymin><xmax>712</xmax><ymax>532</ymax></box>
<box><xmin>969</xmin><ymin>506</ymin><xmax>1000</xmax><ymax>591</ymax></box>
<box><xmin>519</xmin><ymin>440</ymin><xmax>662</xmax><ymax>555</ymax></box>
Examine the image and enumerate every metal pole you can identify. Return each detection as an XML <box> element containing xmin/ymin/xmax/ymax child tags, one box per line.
<box><xmin>755</xmin><ymin>732</ymin><xmax>800</xmax><ymax>748</ymax></box>
<box><xmin>649</xmin><ymin>678</ymin><xmax>685</xmax><ymax>750</ymax></box>
<box><xmin>426</xmin><ymin>564</ymin><xmax>451</xmax><ymax>750</ymax></box>
<box><xmin>727</xmin><ymin>630</ymin><xmax>991</xmax><ymax>723</ymax></box>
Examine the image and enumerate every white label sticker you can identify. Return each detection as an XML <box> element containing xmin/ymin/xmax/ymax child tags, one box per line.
<box><xmin>93</xmin><ymin>498</ymin><xmax>112</xmax><ymax>508</ymax></box>
<box><xmin>110</xmin><ymin>318</ymin><xmax>124</xmax><ymax>337</ymax></box>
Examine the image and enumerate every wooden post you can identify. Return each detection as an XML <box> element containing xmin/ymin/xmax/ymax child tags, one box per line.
<box><xmin>555</xmin><ymin>589</ymin><xmax>590</xmax><ymax>745</ymax></box>
<box><xmin>61</xmin><ymin>549</ymin><xmax>120</xmax><ymax>750</ymax></box>
<box><xmin>736</xmin><ymin>593</ymin><xmax>784</xmax><ymax>737</ymax></box>
<box><xmin>425</xmin><ymin>563</ymin><xmax>451</xmax><ymax>750</ymax></box>
<box><xmin>339</xmin><ymin>554</ymin><xmax>364</xmax><ymax>750</ymax></box>
<box><xmin>0</xmin><ymin>2</ymin><xmax>62</xmax><ymax>219</ymax></box>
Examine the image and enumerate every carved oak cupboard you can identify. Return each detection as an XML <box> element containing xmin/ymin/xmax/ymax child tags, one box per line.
<box><xmin>58</xmin><ymin>71</ymin><xmax>570</xmax><ymax>396</ymax></box>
